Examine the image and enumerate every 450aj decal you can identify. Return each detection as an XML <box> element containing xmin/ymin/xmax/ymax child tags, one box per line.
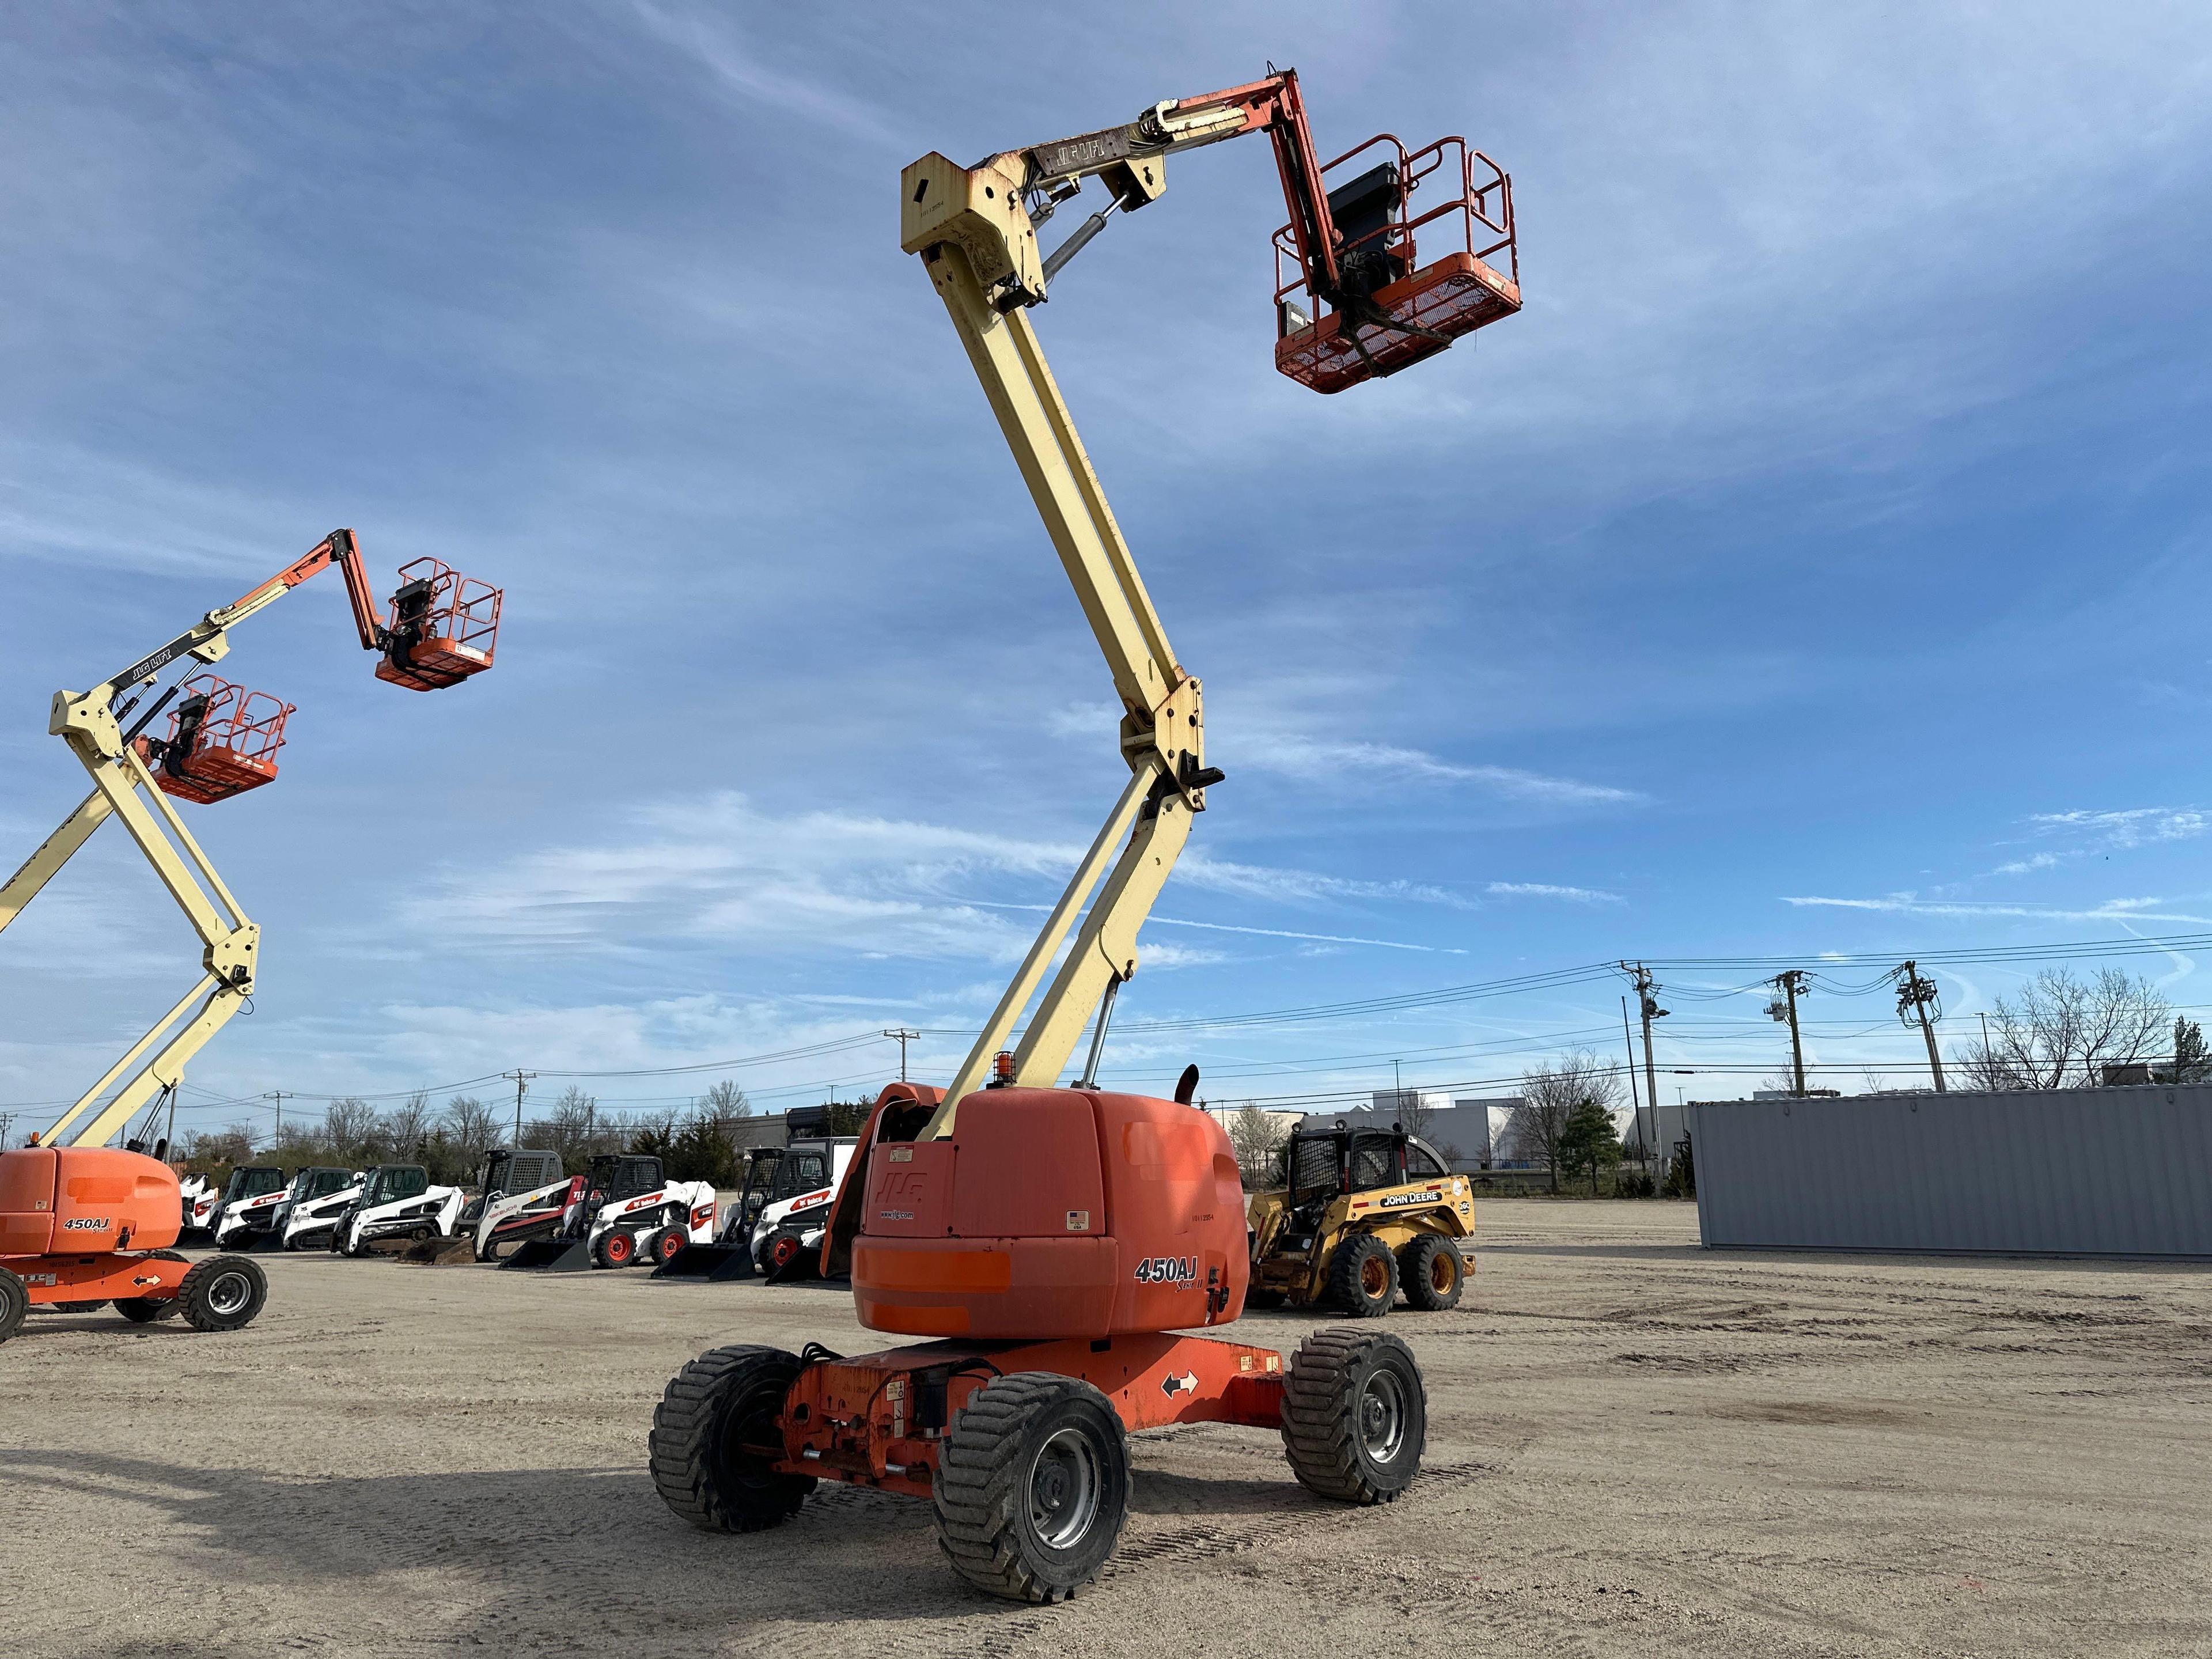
<box><xmin>1133</xmin><ymin>1255</ymin><xmax>1198</xmax><ymax>1286</ymax></box>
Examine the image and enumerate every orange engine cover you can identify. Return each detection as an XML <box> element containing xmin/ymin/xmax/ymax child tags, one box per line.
<box><xmin>851</xmin><ymin>1088</ymin><xmax>1249</xmax><ymax>1341</ymax></box>
<box><xmin>0</xmin><ymin>1147</ymin><xmax>183</xmax><ymax>1257</ymax></box>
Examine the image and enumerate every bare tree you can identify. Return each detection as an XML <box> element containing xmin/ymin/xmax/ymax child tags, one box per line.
<box><xmin>321</xmin><ymin>1097</ymin><xmax>376</xmax><ymax>1164</ymax></box>
<box><xmin>442</xmin><ymin>1094</ymin><xmax>498</xmax><ymax>1170</ymax></box>
<box><xmin>1512</xmin><ymin>1050</ymin><xmax>1626</xmax><ymax>1194</ymax></box>
<box><xmin>1225</xmin><ymin>1104</ymin><xmax>1291</xmax><ymax>1188</ymax></box>
<box><xmin>702</xmin><ymin>1079</ymin><xmax>752</xmax><ymax>1119</ymax></box>
<box><xmin>378</xmin><ymin>1092</ymin><xmax>434</xmax><ymax>1162</ymax></box>
<box><xmin>536</xmin><ymin>1085</ymin><xmax>601</xmax><ymax>1171</ymax></box>
<box><xmin>1960</xmin><ymin>968</ymin><xmax>2170</xmax><ymax>1089</ymax></box>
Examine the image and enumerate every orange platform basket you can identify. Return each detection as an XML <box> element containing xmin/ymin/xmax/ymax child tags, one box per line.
<box><xmin>376</xmin><ymin>556</ymin><xmax>503</xmax><ymax>692</ymax></box>
<box><xmin>142</xmin><ymin>676</ymin><xmax>294</xmax><ymax>805</ymax></box>
<box><xmin>1274</xmin><ymin>135</ymin><xmax>1520</xmax><ymax>394</ymax></box>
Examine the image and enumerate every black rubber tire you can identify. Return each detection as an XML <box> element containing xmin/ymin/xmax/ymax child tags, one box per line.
<box><xmin>933</xmin><ymin>1372</ymin><xmax>1130</xmax><ymax>1604</ymax></box>
<box><xmin>118</xmin><ymin>1249</ymin><xmax>189</xmax><ymax>1320</ymax></box>
<box><xmin>1280</xmin><ymin>1328</ymin><xmax>1426</xmax><ymax>1505</ymax></box>
<box><xmin>1398</xmin><ymin>1233</ymin><xmax>1465</xmax><ymax>1312</ymax></box>
<box><xmin>177</xmin><ymin>1255</ymin><xmax>267</xmax><ymax>1333</ymax></box>
<box><xmin>1327</xmin><ymin>1232</ymin><xmax>1398</xmax><ymax>1318</ymax></box>
<box><xmin>0</xmin><ymin>1266</ymin><xmax>24</xmax><ymax>1343</ymax></box>
<box><xmin>593</xmin><ymin>1229</ymin><xmax>636</xmax><ymax>1270</ymax></box>
<box><xmin>650</xmin><ymin>1344</ymin><xmax>815</xmax><ymax>1531</ymax></box>
<box><xmin>642</xmin><ymin>1226</ymin><xmax>687</xmax><ymax>1267</ymax></box>
<box><xmin>53</xmin><ymin>1300</ymin><xmax>108</xmax><ymax>1313</ymax></box>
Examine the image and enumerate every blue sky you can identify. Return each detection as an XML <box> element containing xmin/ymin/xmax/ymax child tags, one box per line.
<box><xmin>5</xmin><ymin>2</ymin><xmax>2211</xmax><ymax>1140</ymax></box>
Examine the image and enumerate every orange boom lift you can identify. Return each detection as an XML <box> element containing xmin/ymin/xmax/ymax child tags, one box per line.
<box><xmin>649</xmin><ymin>69</ymin><xmax>1518</xmax><ymax>1600</ymax></box>
<box><xmin>0</xmin><ymin>530</ymin><xmax>502</xmax><ymax>1343</ymax></box>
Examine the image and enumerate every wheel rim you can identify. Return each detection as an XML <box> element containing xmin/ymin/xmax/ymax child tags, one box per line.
<box><xmin>1028</xmin><ymin>1426</ymin><xmax>1101</xmax><ymax>1550</ymax></box>
<box><xmin>1430</xmin><ymin>1251</ymin><xmax>1456</xmax><ymax>1294</ymax></box>
<box><xmin>1358</xmin><ymin>1367</ymin><xmax>1408</xmax><ymax>1462</ymax></box>
<box><xmin>608</xmin><ymin>1236</ymin><xmax>631</xmax><ymax>1263</ymax></box>
<box><xmin>1360</xmin><ymin>1253</ymin><xmax>1388</xmax><ymax>1298</ymax></box>
<box><xmin>206</xmin><ymin>1271</ymin><xmax>252</xmax><ymax>1317</ymax></box>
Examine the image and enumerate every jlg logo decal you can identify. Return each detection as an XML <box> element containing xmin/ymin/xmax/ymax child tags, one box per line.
<box><xmin>1133</xmin><ymin>1255</ymin><xmax>1197</xmax><ymax>1286</ymax></box>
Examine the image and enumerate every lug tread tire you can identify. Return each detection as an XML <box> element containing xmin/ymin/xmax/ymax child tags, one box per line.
<box><xmin>1327</xmin><ymin>1232</ymin><xmax>1398</xmax><ymax>1318</ymax></box>
<box><xmin>650</xmin><ymin>1344</ymin><xmax>815</xmax><ymax>1532</ymax></box>
<box><xmin>0</xmin><ymin>1267</ymin><xmax>28</xmax><ymax>1342</ymax></box>
<box><xmin>1398</xmin><ymin>1233</ymin><xmax>1465</xmax><ymax>1312</ymax></box>
<box><xmin>1279</xmin><ymin>1328</ymin><xmax>1426</xmax><ymax>1506</ymax></box>
<box><xmin>931</xmin><ymin>1372</ymin><xmax>1128</xmax><ymax>1604</ymax></box>
<box><xmin>177</xmin><ymin>1255</ymin><xmax>268</xmax><ymax>1332</ymax></box>
<box><xmin>644</xmin><ymin>1226</ymin><xmax>684</xmax><ymax>1267</ymax></box>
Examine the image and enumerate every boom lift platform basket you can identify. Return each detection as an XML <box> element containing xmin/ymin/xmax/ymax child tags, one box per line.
<box><xmin>374</xmin><ymin>557</ymin><xmax>502</xmax><ymax>691</ymax></box>
<box><xmin>137</xmin><ymin>675</ymin><xmax>295</xmax><ymax>805</ymax></box>
<box><xmin>1273</xmin><ymin>135</ymin><xmax>1519</xmax><ymax>393</ymax></box>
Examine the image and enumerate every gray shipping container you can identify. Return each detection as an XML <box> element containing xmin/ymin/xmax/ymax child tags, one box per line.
<box><xmin>1689</xmin><ymin>1085</ymin><xmax>2212</xmax><ymax>1257</ymax></box>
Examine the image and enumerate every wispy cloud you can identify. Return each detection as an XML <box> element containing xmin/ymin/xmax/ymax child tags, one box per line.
<box><xmin>1219</xmin><ymin>730</ymin><xmax>1641</xmax><ymax>809</ymax></box>
<box><xmin>628</xmin><ymin>2</ymin><xmax>907</xmax><ymax>149</ymax></box>
<box><xmin>1781</xmin><ymin>893</ymin><xmax>2212</xmax><ymax>926</ymax></box>
<box><xmin>1485</xmin><ymin>881</ymin><xmax>1623</xmax><ymax>904</ymax></box>
<box><xmin>2027</xmin><ymin>808</ymin><xmax>2209</xmax><ymax>849</ymax></box>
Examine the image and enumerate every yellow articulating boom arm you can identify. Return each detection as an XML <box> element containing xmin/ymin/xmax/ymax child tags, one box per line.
<box><xmin>3</xmin><ymin>529</ymin><xmax>458</xmax><ymax>1149</ymax></box>
<box><xmin>897</xmin><ymin>89</ymin><xmax>1330</xmax><ymax>1128</ymax></box>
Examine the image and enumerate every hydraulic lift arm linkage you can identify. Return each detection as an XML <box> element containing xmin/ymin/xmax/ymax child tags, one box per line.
<box><xmin>900</xmin><ymin>77</ymin><xmax>1351</xmax><ymax>1130</ymax></box>
<box><xmin>1</xmin><ymin>530</ymin><xmax>386</xmax><ymax>1149</ymax></box>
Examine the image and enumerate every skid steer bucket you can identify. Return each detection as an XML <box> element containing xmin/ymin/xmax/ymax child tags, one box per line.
<box><xmin>651</xmin><ymin>1240</ymin><xmax>755</xmax><ymax>1282</ymax></box>
<box><xmin>498</xmin><ymin>1237</ymin><xmax>592</xmax><ymax>1272</ymax></box>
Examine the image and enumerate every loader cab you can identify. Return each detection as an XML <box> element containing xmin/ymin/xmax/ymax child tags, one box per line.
<box><xmin>221</xmin><ymin>1164</ymin><xmax>286</xmax><ymax>1205</ymax></box>
<box><xmin>359</xmin><ymin>1165</ymin><xmax>430</xmax><ymax>1209</ymax></box>
<box><xmin>734</xmin><ymin>1147</ymin><xmax>785</xmax><ymax>1234</ymax></box>
<box><xmin>475</xmin><ymin>1147</ymin><xmax>563</xmax><ymax>1200</ymax></box>
<box><xmin>1283</xmin><ymin>1124</ymin><xmax>1450</xmax><ymax>1213</ymax></box>
<box><xmin>584</xmin><ymin>1154</ymin><xmax>664</xmax><ymax>1214</ymax></box>
<box><xmin>288</xmin><ymin>1166</ymin><xmax>357</xmax><ymax>1202</ymax></box>
<box><xmin>764</xmin><ymin>1138</ymin><xmax>853</xmax><ymax>1206</ymax></box>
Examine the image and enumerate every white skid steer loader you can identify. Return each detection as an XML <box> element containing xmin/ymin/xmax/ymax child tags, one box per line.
<box><xmin>501</xmin><ymin>1153</ymin><xmax>714</xmax><ymax>1273</ymax></box>
<box><xmin>329</xmin><ymin>1164</ymin><xmax>465</xmax><ymax>1256</ymax></box>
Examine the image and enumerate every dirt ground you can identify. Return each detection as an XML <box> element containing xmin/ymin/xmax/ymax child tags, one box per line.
<box><xmin>5</xmin><ymin>1200</ymin><xmax>2209</xmax><ymax>1658</ymax></box>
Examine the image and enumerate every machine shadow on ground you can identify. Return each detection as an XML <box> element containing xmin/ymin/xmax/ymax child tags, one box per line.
<box><xmin>0</xmin><ymin>1439</ymin><xmax>1348</xmax><ymax>1649</ymax></box>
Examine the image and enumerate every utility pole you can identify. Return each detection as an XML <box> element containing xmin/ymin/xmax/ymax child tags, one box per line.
<box><xmin>1770</xmin><ymin>971</ymin><xmax>1809</xmax><ymax>1096</ymax></box>
<box><xmin>883</xmin><ymin>1028</ymin><xmax>919</xmax><ymax>1084</ymax></box>
<box><xmin>1895</xmin><ymin>960</ymin><xmax>1946</xmax><ymax>1092</ymax></box>
<box><xmin>0</xmin><ymin>1112</ymin><xmax>14</xmax><ymax>1150</ymax></box>
<box><xmin>502</xmin><ymin>1069</ymin><xmax>535</xmax><ymax>1148</ymax></box>
<box><xmin>264</xmin><ymin>1090</ymin><xmax>290</xmax><ymax>1154</ymax></box>
<box><xmin>1624</xmin><ymin>963</ymin><xmax>1666</xmax><ymax>1138</ymax></box>
<box><xmin>1392</xmin><ymin>1058</ymin><xmax>1403</xmax><ymax>1116</ymax></box>
<box><xmin>1620</xmin><ymin>996</ymin><xmax>1645</xmax><ymax>1162</ymax></box>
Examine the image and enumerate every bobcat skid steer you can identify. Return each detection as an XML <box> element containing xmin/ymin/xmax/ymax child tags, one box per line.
<box><xmin>210</xmin><ymin>1164</ymin><xmax>291</xmax><ymax>1249</ymax></box>
<box><xmin>272</xmin><ymin>1166</ymin><xmax>364</xmax><ymax>1251</ymax></box>
<box><xmin>748</xmin><ymin>1137</ymin><xmax>857</xmax><ymax>1283</ymax></box>
<box><xmin>329</xmin><ymin>1164</ymin><xmax>465</xmax><ymax>1256</ymax></box>
<box><xmin>652</xmin><ymin>1146</ymin><xmax>783</xmax><ymax>1282</ymax></box>
<box><xmin>500</xmin><ymin>1154</ymin><xmax>714</xmax><ymax>1273</ymax></box>
<box><xmin>177</xmin><ymin>1173</ymin><xmax>218</xmax><ymax>1244</ymax></box>
<box><xmin>459</xmin><ymin>1147</ymin><xmax>572</xmax><ymax>1263</ymax></box>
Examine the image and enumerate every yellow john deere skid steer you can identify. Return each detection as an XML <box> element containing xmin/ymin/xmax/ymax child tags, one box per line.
<box><xmin>1246</xmin><ymin>1120</ymin><xmax>1474</xmax><ymax>1317</ymax></box>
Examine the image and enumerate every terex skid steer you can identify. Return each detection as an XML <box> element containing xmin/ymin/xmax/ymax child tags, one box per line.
<box><xmin>458</xmin><ymin>1147</ymin><xmax>571</xmax><ymax>1263</ymax></box>
<box><xmin>1246</xmin><ymin>1123</ymin><xmax>1474</xmax><ymax>1316</ymax></box>
<box><xmin>329</xmin><ymin>1164</ymin><xmax>466</xmax><ymax>1256</ymax></box>
<box><xmin>653</xmin><ymin>1146</ymin><xmax>784</xmax><ymax>1281</ymax></box>
<box><xmin>501</xmin><ymin>1154</ymin><xmax>714</xmax><ymax>1273</ymax></box>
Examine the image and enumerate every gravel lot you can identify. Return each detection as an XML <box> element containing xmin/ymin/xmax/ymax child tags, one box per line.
<box><xmin>5</xmin><ymin>1199</ymin><xmax>2208</xmax><ymax>1657</ymax></box>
